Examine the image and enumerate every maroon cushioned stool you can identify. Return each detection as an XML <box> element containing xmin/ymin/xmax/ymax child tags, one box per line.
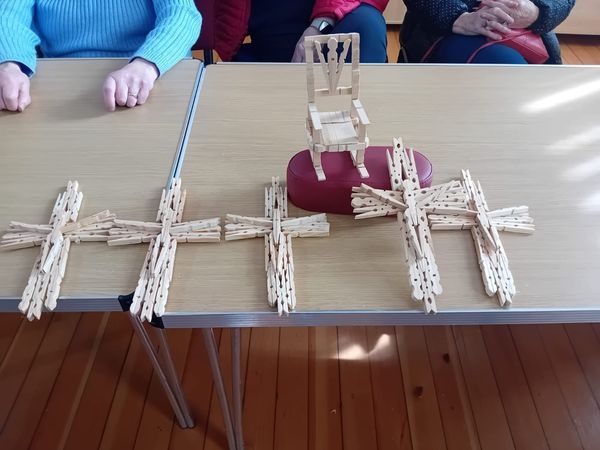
<box><xmin>287</xmin><ymin>146</ymin><xmax>433</xmax><ymax>214</ymax></box>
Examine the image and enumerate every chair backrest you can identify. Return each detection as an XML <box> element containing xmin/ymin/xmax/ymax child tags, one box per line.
<box><xmin>305</xmin><ymin>33</ymin><xmax>360</xmax><ymax>103</ymax></box>
<box><xmin>192</xmin><ymin>0</ymin><xmax>215</xmax><ymax>51</ymax></box>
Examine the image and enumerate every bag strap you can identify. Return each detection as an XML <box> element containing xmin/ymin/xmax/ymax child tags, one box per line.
<box><xmin>465</xmin><ymin>30</ymin><xmax>530</xmax><ymax>64</ymax></box>
<box><xmin>421</xmin><ymin>30</ymin><xmax>530</xmax><ymax>64</ymax></box>
<box><xmin>420</xmin><ymin>37</ymin><xmax>445</xmax><ymax>63</ymax></box>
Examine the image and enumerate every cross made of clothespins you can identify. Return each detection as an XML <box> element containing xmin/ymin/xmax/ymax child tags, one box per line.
<box><xmin>428</xmin><ymin>170</ymin><xmax>534</xmax><ymax>307</ymax></box>
<box><xmin>108</xmin><ymin>178</ymin><xmax>221</xmax><ymax>322</ymax></box>
<box><xmin>1</xmin><ymin>181</ymin><xmax>115</xmax><ymax>320</ymax></box>
<box><xmin>351</xmin><ymin>138</ymin><xmax>470</xmax><ymax>313</ymax></box>
<box><xmin>225</xmin><ymin>177</ymin><xmax>330</xmax><ymax>315</ymax></box>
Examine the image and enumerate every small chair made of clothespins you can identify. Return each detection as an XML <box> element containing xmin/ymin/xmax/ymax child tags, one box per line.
<box><xmin>305</xmin><ymin>33</ymin><xmax>370</xmax><ymax>181</ymax></box>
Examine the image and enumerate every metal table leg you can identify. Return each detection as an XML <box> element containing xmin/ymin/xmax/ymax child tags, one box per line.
<box><xmin>155</xmin><ymin>327</ymin><xmax>195</xmax><ymax>428</ymax></box>
<box><xmin>231</xmin><ymin>328</ymin><xmax>245</xmax><ymax>450</ymax></box>
<box><xmin>128</xmin><ymin>314</ymin><xmax>190</xmax><ymax>428</ymax></box>
<box><xmin>202</xmin><ymin>328</ymin><xmax>238</xmax><ymax>450</ymax></box>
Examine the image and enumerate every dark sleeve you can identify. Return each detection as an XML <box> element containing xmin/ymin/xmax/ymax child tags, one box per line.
<box><xmin>529</xmin><ymin>0</ymin><xmax>576</xmax><ymax>34</ymax></box>
<box><xmin>403</xmin><ymin>0</ymin><xmax>469</xmax><ymax>33</ymax></box>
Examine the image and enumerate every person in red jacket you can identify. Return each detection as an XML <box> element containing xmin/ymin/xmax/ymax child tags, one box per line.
<box><xmin>214</xmin><ymin>0</ymin><xmax>389</xmax><ymax>63</ymax></box>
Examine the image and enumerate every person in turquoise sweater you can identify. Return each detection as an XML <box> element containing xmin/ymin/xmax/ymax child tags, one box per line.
<box><xmin>0</xmin><ymin>0</ymin><xmax>202</xmax><ymax>112</ymax></box>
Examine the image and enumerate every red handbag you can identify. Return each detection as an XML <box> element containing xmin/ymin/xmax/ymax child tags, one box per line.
<box><xmin>421</xmin><ymin>29</ymin><xmax>549</xmax><ymax>65</ymax></box>
<box><xmin>466</xmin><ymin>28</ymin><xmax>549</xmax><ymax>64</ymax></box>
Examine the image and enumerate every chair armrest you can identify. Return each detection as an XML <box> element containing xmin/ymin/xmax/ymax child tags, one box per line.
<box><xmin>351</xmin><ymin>100</ymin><xmax>370</xmax><ymax>126</ymax></box>
<box><xmin>308</xmin><ymin>103</ymin><xmax>323</xmax><ymax>131</ymax></box>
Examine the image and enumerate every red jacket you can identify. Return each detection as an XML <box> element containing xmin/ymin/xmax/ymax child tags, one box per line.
<box><xmin>215</xmin><ymin>0</ymin><xmax>388</xmax><ymax>61</ymax></box>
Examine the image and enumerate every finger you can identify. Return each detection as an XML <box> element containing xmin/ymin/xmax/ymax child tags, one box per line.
<box><xmin>126</xmin><ymin>79</ymin><xmax>140</xmax><ymax>108</ymax></box>
<box><xmin>480</xmin><ymin>0</ymin><xmax>518</xmax><ymax>15</ymax></box>
<box><xmin>115</xmin><ymin>78</ymin><xmax>128</xmax><ymax>107</ymax></box>
<box><xmin>2</xmin><ymin>83</ymin><xmax>19</xmax><ymax>111</ymax></box>
<box><xmin>103</xmin><ymin>76</ymin><xmax>116</xmax><ymax>111</ymax></box>
<box><xmin>17</xmin><ymin>81</ymin><xmax>31</xmax><ymax>112</ymax></box>
<box><xmin>486</xmin><ymin>19</ymin><xmax>512</xmax><ymax>35</ymax></box>
<box><xmin>291</xmin><ymin>44</ymin><xmax>304</xmax><ymax>63</ymax></box>
<box><xmin>480</xmin><ymin>11</ymin><xmax>513</xmax><ymax>30</ymax></box>
<box><xmin>480</xmin><ymin>25</ymin><xmax>503</xmax><ymax>40</ymax></box>
<box><xmin>0</xmin><ymin>90</ymin><xmax>6</xmax><ymax>111</ymax></box>
<box><xmin>136</xmin><ymin>82</ymin><xmax>151</xmax><ymax>105</ymax></box>
<box><xmin>480</xmin><ymin>0</ymin><xmax>518</xmax><ymax>9</ymax></box>
<box><xmin>482</xmin><ymin>7</ymin><xmax>515</xmax><ymax>25</ymax></box>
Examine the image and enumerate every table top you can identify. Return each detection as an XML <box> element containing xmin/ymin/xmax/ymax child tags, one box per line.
<box><xmin>0</xmin><ymin>58</ymin><xmax>201</xmax><ymax>312</ymax></box>
<box><xmin>164</xmin><ymin>63</ymin><xmax>600</xmax><ymax>327</ymax></box>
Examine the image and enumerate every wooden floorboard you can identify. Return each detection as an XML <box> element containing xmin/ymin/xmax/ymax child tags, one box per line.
<box><xmin>308</xmin><ymin>326</ymin><xmax>343</xmax><ymax>450</ymax></box>
<box><xmin>367</xmin><ymin>326</ymin><xmax>412</xmax><ymax>450</ymax></box>
<box><xmin>29</xmin><ymin>312</ymin><xmax>109</xmax><ymax>450</ymax></box>
<box><xmin>0</xmin><ymin>314</ymin><xmax>24</xmax><ymax>363</ymax></box>
<box><xmin>63</xmin><ymin>313</ymin><xmax>133</xmax><ymax>450</ymax></box>
<box><xmin>0</xmin><ymin>314</ymin><xmax>51</xmax><ymax>432</ymax></box>
<box><xmin>481</xmin><ymin>325</ymin><xmax>549</xmax><ymax>450</ymax></box>
<box><xmin>453</xmin><ymin>326</ymin><xmax>515</xmax><ymax>450</ymax></box>
<box><xmin>241</xmin><ymin>328</ymin><xmax>280</xmax><ymax>450</ymax></box>
<box><xmin>539</xmin><ymin>325</ymin><xmax>600</xmax><ymax>450</ymax></box>
<box><xmin>0</xmin><ymin>32</ymin><xmax>599</xmax><ymax>450</ymax></box>
<box><xmin>168</xmin><ymin>329</ymin><xmax>222</xmax><ymax>450</ymax></box>
<box><xmin>424</xmin><ymin>326</ymin><xmax>480</xmax><ymax>450</ymax></box>
<box><xmin>0</xmin><ymin>313</ymin><xmax>80</xmax><ymax>450</ymax></box>
<box><xmin>98</xmin><ymin>326</ymin><xmax>154</xmax><ymax>450</ymax></box>
<box><xmin>396</xmin><ymin>326</ymin><xmax>446</xmax><ymax>450</ymax></box>
<box><xmin>510</xmin><ymin>325</ymin><xmax>584</xmax><ymax>450</ymax></box>
<box><xmin>338</xmin><ymin>326</ymin><xmax>378</xmax><ymax>450</ymax></box>
<box><xmin>273</xmin><ymin>327</ymin><xmax>309</xmax><ymax>450</ymax></box>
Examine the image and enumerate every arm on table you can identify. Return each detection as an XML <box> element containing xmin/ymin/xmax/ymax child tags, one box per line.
<box><xmin>103</xmin><ymin>0</ymin><xmax>202</xmax><ymax>111</ymax></box>
<box><xmin>0</xmin><ymin>0</ymin><xmax>38</xmax><ymax>112</ymax></box>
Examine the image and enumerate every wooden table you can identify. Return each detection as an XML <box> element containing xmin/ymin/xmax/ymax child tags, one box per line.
<box><xmin>0</xmin><ymin>58</ymin><xmax>201</xmax><ymax>311</ymax></box>
<box><xmin>165</xmin><ymin>63</ymin><xmax>600</xmax><ymax>328</ymax></box>
<box><xmin>0</xmin><ymin>58</ymin><xmax>207</xmax><ymax>431</ymax></box>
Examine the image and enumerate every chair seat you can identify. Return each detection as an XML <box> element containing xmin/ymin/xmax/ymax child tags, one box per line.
<box><xmin>319</xmin><ymin>111</ymin><xmax>359</xmax><ymax>146</ymax></box>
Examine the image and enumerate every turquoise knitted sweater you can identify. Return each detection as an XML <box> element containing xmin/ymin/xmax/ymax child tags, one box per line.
<box><xmin>0</xmin><ymin>0</ymin><xmax>202</xmax><ymax>76</ymax></box>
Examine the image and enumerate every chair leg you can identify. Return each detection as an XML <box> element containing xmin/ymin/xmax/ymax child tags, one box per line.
<box><xmin>311</xmin><ymin>150</ymin><xmax>326</xmax><ymax>181</ymax></box>
<box><xmin>204</xmin><ymin>49</ymin><xmax>214</xmax><ymax>65</ymax></box>
<box><xmin>351</xmin><ymin>149</ymin><xmax>369</xmax><ymax>179</ymax></box>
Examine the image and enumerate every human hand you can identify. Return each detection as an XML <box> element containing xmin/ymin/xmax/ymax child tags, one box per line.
<box><xmin>452</xmin><ymin>8</ymin><xmax>514</xmax><ymax>40</ymax></box>
<box><xmin>0</xmin><ymin>62</ymin><xmax>31</xmax><ymax>112</ymax></box>
<box><xmin>479</xmin><ymin>0</ymin><xmax>540</xmax><ymax>29</ymax></box>
<box><xmin>102</xmin><ymin>58</ymin><xmax>159</xmax><ymax>111</ymax></box>
<box><xmin>291</xmin><ymin>26</ymin><xmax>323</xmax><ymax>63</ymax></box>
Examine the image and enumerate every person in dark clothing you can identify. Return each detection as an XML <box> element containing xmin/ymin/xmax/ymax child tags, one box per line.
<box><xmin>398</xmin><ymin>0</ymin><xmax>575</xmax><ymax>64</ymax></box>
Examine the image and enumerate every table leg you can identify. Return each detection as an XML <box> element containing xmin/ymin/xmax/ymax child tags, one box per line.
<box><xmin>128</xmin><ymin>314</ymin><xmax>190</xmax><ymax>428</ymax></box>
<box><xmin>155</xmin><ymin>327</ymin><xmax>195</xmax><ymax>428</ymax></box>
<box><xmin>202</xmin><ymin>328</ymin><xmax>238</xmax><ymax>450</ymax></box>
<box><xmin>231</xmin><ymin>328</ymin><xmax>245</xmax><ymax>450</ymax></box>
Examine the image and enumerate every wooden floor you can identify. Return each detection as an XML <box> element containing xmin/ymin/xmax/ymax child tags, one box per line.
<box><xmin>2</xmin><ymin>34</ymin><xmax>600</xmax><ymax>450</ymax></box>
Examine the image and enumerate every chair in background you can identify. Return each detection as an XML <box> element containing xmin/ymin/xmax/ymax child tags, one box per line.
<box><xmin>305</xmin><ymin>33</ymin><xmax>370</xmax><ymax>181</ymax></box>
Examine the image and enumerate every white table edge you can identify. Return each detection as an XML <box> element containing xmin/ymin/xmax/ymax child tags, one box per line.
<box><xmin>159</xmin><ymin>307</ymin><xmax>600</xmax><ymax>328</ymax></box>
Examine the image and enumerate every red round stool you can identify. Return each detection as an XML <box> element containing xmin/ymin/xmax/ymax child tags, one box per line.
<box><xmin>287</xmin><ymin>146</ymin><xmax>433</xmax><ymax>214</ymax></box>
